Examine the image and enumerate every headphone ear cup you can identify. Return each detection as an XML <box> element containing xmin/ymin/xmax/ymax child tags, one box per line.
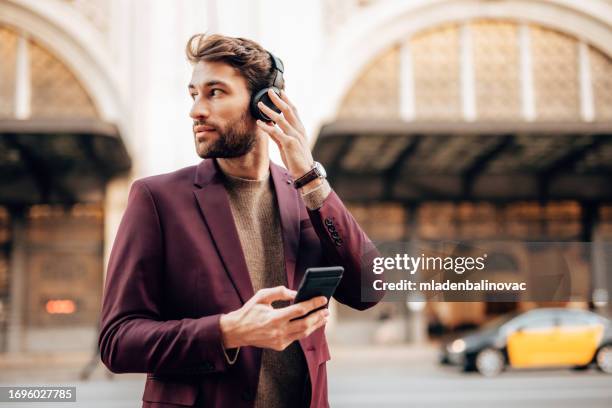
<box><xmin>250</xmin><ymin>87</ymin><xmax>281</xmax><ymax>121</ymax></box>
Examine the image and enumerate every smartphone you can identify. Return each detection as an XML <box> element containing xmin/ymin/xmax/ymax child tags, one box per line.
<box><xmin>292</xmin><ymin>266</ymin><xmax>344</xmax><ymax>320</ymax></box>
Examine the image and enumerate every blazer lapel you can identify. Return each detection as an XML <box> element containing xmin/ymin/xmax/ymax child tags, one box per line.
<box><xmin>193</xmin><ymin>159</ymin><xmax>254</xmax><ymax>304</ymax></box>
<box><xmin>192</xmin><ymin>159</ymin><xmax>301</xmax><ymax>301</ymax></box>
<box><xmin>270</xmin><ymin>163</ymin><xmax>301</xmax><ymax>290</ymax></box>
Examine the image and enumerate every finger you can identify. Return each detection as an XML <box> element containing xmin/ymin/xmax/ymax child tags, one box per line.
<box><xmin>279</xmin><ymin>90</ymin><xmax>305</xmax><ymax>131</ymax></box>
<box><xmin>267</xmin><ymin>88</ymin><xmax>291</xmax><ymax>114</ymax></box>
<box><xmin>278</xmin><ymin>90</ymin><xmax>298</xmax><ymax>114</ymax></box>
<box><xmin>286</xmin><ymin>308</ymin><xmax>329</xmax><ymax>335</ymax></box>
<box><xmin>268</xmin><ymin>90</ymin><xmax>303</xmax><ymax>131</ymax></box>
<box><xmin>286</xmin><ymin>311</ymin><xmax>329</xmax><ymax>342</ymax></box>
<box><xmin>272</xmin><ymin>295</ymin><xmax>328</xmax><ymax>321</ymax></box>
<box><xmin>253</xmin><ymin>286</ymin><xmax>296</xmax><ymax>305</ymax></box>
<box><xmin>257</xmin><ymin>101</ymin><xmax>297</xmax><ymax>136</ymax></box>
<box><xmin>256</xmin><ymin>119</ymin><xmax>291</xmax><ymax>146</ymax></box>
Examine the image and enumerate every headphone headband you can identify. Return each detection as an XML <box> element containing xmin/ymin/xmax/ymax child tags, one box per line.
<box><xmin>249</xmin><ymin>51</ymin><xmax>285</xmax><ymax>121</ymax></box>
<box><xmin>267</xmin><ymin>51</ymin><xmax>284</xmax><ymax>89</ymax></box>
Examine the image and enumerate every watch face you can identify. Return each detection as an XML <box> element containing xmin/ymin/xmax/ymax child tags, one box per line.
<box><xmin>314</xmin><ymin>162</ymin><xmax>327</xmax><ymax>178</ymax></box>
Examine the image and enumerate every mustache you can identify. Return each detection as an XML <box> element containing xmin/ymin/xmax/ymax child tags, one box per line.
<box><xmin>192</xmin><ymin>120</ymin><xmax>219</xmax><ymax>129</ymax></box>
<box><xmin>193</xmin><ymin>119</ymin><xmax>216</xmax><ymax>128</ymax></box>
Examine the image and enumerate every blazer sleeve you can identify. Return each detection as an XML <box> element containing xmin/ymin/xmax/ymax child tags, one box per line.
<box><xmin>98</xmin><ymin>180</ymin><xmax>229</xmax><ymax>375</ymax></box>
<box><xmin>305</xmin><ymin>185</ymin><xmax>384</xmax><ymax>311</ymax></box>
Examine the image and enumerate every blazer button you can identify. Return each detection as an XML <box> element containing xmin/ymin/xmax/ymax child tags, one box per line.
<box><xmin>331</xmin><ymin>231</ymin><xmax>340</xmax><ymax>239</ymax></box>
<box><xmin>241</xmin><ymin>390</ymin><xmax>255</xmax><ymax>401</ymax></box>
<box><xmin>324</xmin><ymin>218</ymin><xmax>334</xmax><ymax>227</ymax></box>
<box><xmin>334</xmin><ymin>239</ymin><xmax>343</xmax><ymax>247</ymax></box>
<box><xmin>202</xmin><ymin>361</ymin><xmax>214</xmax><ymax>371</ymax></box>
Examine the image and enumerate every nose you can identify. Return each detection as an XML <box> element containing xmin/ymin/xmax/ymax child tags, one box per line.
<box><xmin>189</xmin><ymin>98</ymin><xmax>210</xmax><ymax>121</ymax></box>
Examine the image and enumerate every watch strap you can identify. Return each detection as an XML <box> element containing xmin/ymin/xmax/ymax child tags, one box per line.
<box><xmin>294</xmin><ymin>166</ymin><xmax>320</xmax><ymax>189</ymax></box>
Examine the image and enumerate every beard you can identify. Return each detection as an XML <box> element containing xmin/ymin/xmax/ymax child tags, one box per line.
<box><xmin>194</xmin><ymin>109</ymin><xmax>257</xmax><ymax>159</ymax></box>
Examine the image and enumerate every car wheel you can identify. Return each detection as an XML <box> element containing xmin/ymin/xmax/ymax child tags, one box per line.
<box><xmin>596</xmin><ymin>345</ymin><xmax>612</xmax><ymax>374</ymax></box>
<box><xmin>475</xmin><ymin>348</ymin><xmax>505</xmax><ymax>377</ymax></box>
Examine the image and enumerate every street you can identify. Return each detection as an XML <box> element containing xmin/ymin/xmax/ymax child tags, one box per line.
<box><xmin>328</xmin><ymin>347</ymin><xmax>612</xmax><ymax>408</ymax></box>
<box><xmin>1</xmin><ymin>345</ymin><xmax>611</xmax><ymax>407</ymax></box>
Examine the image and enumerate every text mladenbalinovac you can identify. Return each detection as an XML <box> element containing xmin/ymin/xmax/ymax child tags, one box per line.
<box><xmin>373</xmin><ymin>279</ymin><xmax>527</xmax><ymax>291</ymax></box>
<box><xmin>370</xmin><ymin>254</ymin><xmax>527</xmax><ymax>292</ymax></box>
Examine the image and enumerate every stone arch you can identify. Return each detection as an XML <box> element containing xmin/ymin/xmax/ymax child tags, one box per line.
<box><xmin>315</xmin><ymin>0</ymin><xmax>612</xmax><ymax>130</ymax></box>
<box><xmin>0</xmin><ymin>0</ymin><xmax>121</xmax><ymax>122</ymax></box>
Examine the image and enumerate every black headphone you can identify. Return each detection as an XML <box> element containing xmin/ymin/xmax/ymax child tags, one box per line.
<box><xmin>250</xmin><ymin>51</ymin><xmax>284</xmax><ymax>122</ymax></box>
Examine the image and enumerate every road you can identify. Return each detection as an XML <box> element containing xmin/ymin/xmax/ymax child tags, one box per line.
<box><xmin>1</xmin><ymin>345</ymin><xmax>610</xmax><ymax>407</ymax></box>
<box><xmin>328</xmin><ymin>346</ymin><xmax>612</xmax><ymax>408</ymax></box>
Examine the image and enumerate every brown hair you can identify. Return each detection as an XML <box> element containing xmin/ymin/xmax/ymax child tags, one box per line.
<box><xmin>185</xmin><ymin>33</ymin><xmax>282</xmax><ymax>95</ymax></box>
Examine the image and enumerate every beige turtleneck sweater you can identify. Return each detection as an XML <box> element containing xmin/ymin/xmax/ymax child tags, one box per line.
<box><xmin>220</xmin><ymin>167</ymin><xmax>330</xmax><ymax>408</ymax></box>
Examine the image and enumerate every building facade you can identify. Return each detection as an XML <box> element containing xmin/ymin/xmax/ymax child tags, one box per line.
<box><xmin>0</xmin><ymin>0</ymin><xmax>611</xmax><ymax>358</ymax></box>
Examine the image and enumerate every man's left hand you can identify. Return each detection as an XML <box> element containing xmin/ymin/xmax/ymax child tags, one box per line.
<box><xmin>256</xmin><ymin>90</ymin><xmax>315</xmax><ymax>183</ymax></box>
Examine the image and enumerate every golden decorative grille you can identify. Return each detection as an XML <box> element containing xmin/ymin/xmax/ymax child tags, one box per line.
<box><xmin>531</xmin><ymin>26</ymin><xmax>580</xmax><ymax>121</ymax></box>
<box><xmin>410</xmin><ymin>24</ymin><xmax>462</xmax><ymax>120</ymax></box>
<box><xmin>0</xmin><ymin>26</ymin><xmax>18</xmax><ymax>118</ymax></box>
<box><xmin>337</xmin><ymin>45</ymin><xmax>400</xmax><ymax>119</ymax></box>
<box><xmin>472</xmin><ymin>20</ymin><xmax>521</xmax><ymax>120</ymax></box>
<box><xmin>29</xmin><ymin>40</ymin><xmax>98</xmax><ymax>118</ymax></box>
<box><xmin>590</xmin><ymin>46</ymin><xmax>612</xmax><ymax>120</ymax></box>
<box><xmin>335</xmin><ymin>20</ymin><xmax>608</xmax><ymax>123</ymax></box>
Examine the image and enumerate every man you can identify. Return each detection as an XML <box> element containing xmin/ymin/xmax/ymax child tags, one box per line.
<box><xmin>99</xmin><ymin>33</ymin><xmax>382</xmax><ymax>408</ymax></box>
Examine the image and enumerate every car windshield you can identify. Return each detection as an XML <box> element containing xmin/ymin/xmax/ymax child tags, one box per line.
<box><xmin>481</xmin><ymin>312</ymin><xmax>520</xmax><ymax>330</ymax></box>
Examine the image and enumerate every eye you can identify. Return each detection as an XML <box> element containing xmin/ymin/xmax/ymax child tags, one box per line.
<box><xmin>210</xmin><ymin>88</ymin><xmax>223</xmax><ymax>97</ymax></box>
<box><xmin>190</xmin><ymin>92</ymin><xmax>197</xmax><ymax>100</ymax></box>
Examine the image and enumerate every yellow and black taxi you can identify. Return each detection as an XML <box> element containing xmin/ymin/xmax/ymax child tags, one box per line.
<box><xmin>440</xmin><ymin>308</ymin><xmax>612</xmax><ymax>376</ymax></box>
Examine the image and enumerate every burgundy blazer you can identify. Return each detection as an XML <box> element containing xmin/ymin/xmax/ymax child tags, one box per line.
<box><xmin>99</xmin><ymin>158</ymin><xmax>382</xmax><ymax>408</ymax></box>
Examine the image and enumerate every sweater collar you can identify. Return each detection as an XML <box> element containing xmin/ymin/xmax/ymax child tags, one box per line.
<box><xmin>193</xmin><ymin>158</ymin><xmax>301</xmax><ymax>300</ymax></box>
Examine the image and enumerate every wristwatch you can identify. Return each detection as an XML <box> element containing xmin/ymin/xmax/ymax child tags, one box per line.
<box><xmin>293</xmin><ymin>161</ymin><xmax>327</xmax><ymax>189</ymax></box>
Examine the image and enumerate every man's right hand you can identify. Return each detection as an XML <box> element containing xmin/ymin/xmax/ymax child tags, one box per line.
<box><xmin>219</xmin><ymin>286</ymin><xmax>329</xmax><ymax>351</ymax></box>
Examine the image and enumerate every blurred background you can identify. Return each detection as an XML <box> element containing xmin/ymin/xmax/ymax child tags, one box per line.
<box><xmin>1</xmin><ymin>0</ymin><xmax>612</xmax><ymax>406</ymax></box>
